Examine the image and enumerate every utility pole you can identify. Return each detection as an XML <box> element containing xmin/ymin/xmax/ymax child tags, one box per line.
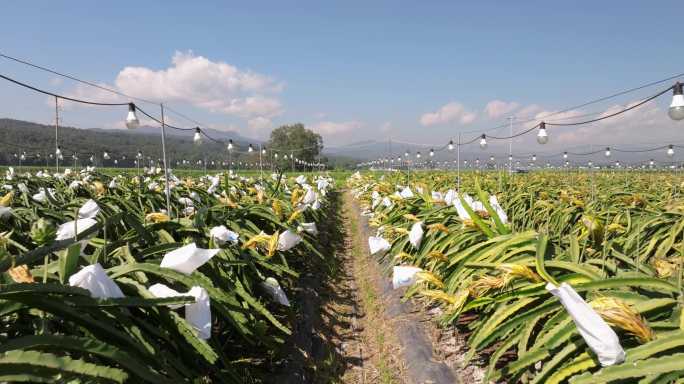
<box><xmin>457</xmin><ymin>133</ymin><xmax>461</xmax><ymax>191</ymax></box>
<box><xmin>160</xmin><ymin>103</ymin><xmax>171</xmax><ymax>214</ymax></box>
<box><xmin>508</xmin><ymin>116</ymin><xmax>515</xmax><ymax>174</ymax></box>
<box><xmin>55</xmin><ymin>97</ymin><xmax>59</xmax><ymax>173</ymax></box>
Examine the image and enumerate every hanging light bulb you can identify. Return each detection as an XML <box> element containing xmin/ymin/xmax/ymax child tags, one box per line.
<box><xmin>508</xmin><ymin>154</ymin><xmax>513</xmax><ymax>161</ymax></box>
<box><xmin>20</xmin><ymin>152</ymin><xmax>26</xmax><ymax>161</ymax></box>
<box><xmin>114</xmin><ymin>159</ymin><xmax>118</xmax><ymax>165</ymax></box>
<box><xmin>125</xmin><ymin>103</ymin><xmax>140</xmax><ymax>129</ymax></box>
<box><xmin>537</xmin><ymin>122</ymin><xmax>549</xmax><ymax>144</ymax></box>
<box><xmin>89</xmin><ymin>155</ymin><xmax>94</xmax><ymax>163</ymax></box>
<box><xmin>563</xmin><ymin>152</ymin><xmax>568</xmax><ymax>159</ymax></box>
<box><xmin>193</xmin><ymin>127</ymin><xmax>203</xmax><ymax>145</ymax></box>
<box><xmin>248</xmin><ymin>144</ymin><xmax>254</xmax><ymax>153</ymax></box>
<box><xmin>227</xmin><ymin>139</ymin><xmax>233</xmax><ymax>151</ymax></box>
<box><xmin>667</xmin><ymin>144</ymin><xmax>675</xmax><ymax>157</ymax></box>
<box><xmin>463</xmin><ymin>160</ymin><xmax>468</xmax><ymax>166</ymax></box>
<box><xmin>489</xmin><ymin>155</ymin><xmax>495</xmax><ymax>162</ymax></box>
<box><xmin>669</xmin><ymin>82</ymin><xmax>684</xmax><ymax>120</ymax></box>
<box><xmin>565</xmin><ymin>161</ymin><xmax>569</xmax><ymax>167</ymax></box>
<box><xmin>475</xmin><ymin>158</ymin><xmax>480</xmax><ymax>165</ymax></box>
<box><xmin>103</xmin><ymin>151</ymin><xmax>110</xmax><ymax>160</ymax></box>
<box><xmin>649</xmin><ymin>159</ymin><xmax>655</xmax><ymax>167</ymax></box>
<box><xmin>274</xmin><ymin>153</ymin><xmax>279</xmax><ymax>159</ymax></box>
<box><xmin>262</xmin><ymin>147</ymin><xmax>267</xmax><ymax>155</ymax></box>
<box><xmin>404</xmin><ymin>150</ymin><xmax>409</xmax><ymax>158</ymax></box>
<box><xmin>615</xmin><ymin>161</ymin><xmax>621</xmax><ymax>168</ymax></box>
<box><xmin>588</xmin><ymin>160</ymin><xmax>593</xmax><ymax>167</ymax></box>
<box><xmin>137</xmin><ymin>151</ymin><xmax>143</xmax><ymax>159</ymax></box>
<box><xmin>416</xmin><ymin>151</ymin><xmax>421</xmax><ymax>159</ymax></box>
<box><xmin>55</xmin><ymin>146</ymin><xmax>62</xmax><ymax>156</ymax></box>
<box><xmin>397</xmin><ymin>156</ymin><xmax>401</xmax><ymax>162</ymax></box>
<box><xmin>448</xmin><ymin>140</ymin><xmax>454</xmax><ymax>150</ymax></box>
<box><xmin>284</xmin><ymin>154</ymin><xmax>288</xmax><ymax>160</ymax></box>
<box><xmin>429</xmin><ymin>148</ymin><xmax>434</xmax><ymax>157</ymax></box>
<box><xmin>532</xmin><ymin>154</ymin><xmax>537</xmax><ymax>162</ymax></box>
<box><xmin>479</xmin><ymin>134</ymin><xmax>487</xmax><ymax>150</ymax></box>
<box><xmin>605</xmin><ymin>147</ymin><xmax>611</xmax><ymax>157</ymax></box>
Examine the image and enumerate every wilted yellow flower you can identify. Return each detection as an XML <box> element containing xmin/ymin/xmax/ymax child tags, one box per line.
<box><xmin>427</xmin><ymin>250</ymin><xmax>448</xmax><ymax>262</ymax></box>
<box><xmin>291</xmin><ymin>189</ymin><xmax>303</xmax><ymax>205</ymax></box>
<box><xmin>462</xmin><ymin>219</ymin><xmax>476</xmax><ymax>228</ymax></box>
<box><xmin>590</xmin><ymin>297</ymin><xmax>654</xmax><ymax>343</ymax></box>
<box><xmin>256</xmin><ymin>189</ymin><xmax>264</xmax><ymax>204</ymax></box>
<box><xmin>393</xmin><ymin>252</ymin><xmax>412</xmax><ymax>261</ymax></box>
<box><xmin>272</xmin><ymin>200</ymin><xmax>283</xmax><ymax>218</ymax></box>
<box><xmin>267</xmin><ymin>231</ymin><xmax>279</xmax><ymax>258</ymax></box>
<box><xmin>468</xmin><ymin>275</ymin><xmax>509</xmax><ymax>297</ymax></box>
<box><xmin>219</xmin><ymin>196</ymin><xmax>238</xmax><ymax>208</ymax></box>
<box><xmin>0</xmin><ymin>192</ymin><xmax>13</xmax><ymax>207</ymax></box>
<box><xmin>394</xmin><ymin>227</ymin><xmax>410</xmax><ymax>235</ymax></box>
<box><xmin>427</xmin><ymin>223</ymin><xmax>449</xmax><ymax>234</ymax></box>
<box><xmin>287</xmin><ymin>209</ymin><xmax>302</xmax><ymax>224</ymax></box>
<box><xmin>559</xmin><ymin>190</ymin><xmax>571</xmax><ymax>203</ymax></box>
<box><xmin>242</xmin><ymin>232</ymin><xmax>272</xmax><ymax>250</ymax></box>
<box><xmin>403</xmin><ymin>213</ymin><xmax>420</xmax><ymax>222</ymax></box>
<box><xmin>8</xmin><ymin>264</ymin><xmax>34</xmax><ymax>283</ymax></box>
<box><xmin>91</xmin><ymin>181</ymin><xmax>105</xmax><ymax>196</ymax></box>
<box><xmin>653</xmin><ymin>258</ymin><xmax>676</xmax><ymax>278</ymax></box>
<box><xmin>420</xmin><ymin>289</ymin><xmax>469</xmax><ymax>314</ymax></box>
<box><xmin>145</xmin><ymin>212</ymin><xmax>170</xmax><ymax>223</ymax></box>
<box><xmin>416</xmin><ymin>271</ymin><xmax>444</xmax><ymax>289</ymax></box>
<box><xmin>623</xmin><ymin>194</ymin><xmax>645</xmax><ymax>208</ymax></box>
<box><xmin>581</xmin><ymin>215</ymin><xmax>604</xmax><ymax>244</ymax></box>
<box><xmin>498</xmin><ymin>263</ymin><xmax>542</xmax><ymax>283</ymax></box>
<box><xmin>0</xmin><ymin>231</ymin><xmax>10</xmax><ymax>249</ymax></box>
<box><xmin>183</xmin><ymin>178</ymin><xmax>195</xmax><ymax>188</ymax></box>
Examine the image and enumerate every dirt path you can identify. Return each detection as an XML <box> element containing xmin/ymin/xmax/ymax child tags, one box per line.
<box><xmin>280</xmin><ymin>190</ymin><xmax>471</xmax><ymax>383</ymax></box>
<box><xmin>332</xmin><ymin>191</ymin><xmax>407</xmax><ymax>383</ymax></box>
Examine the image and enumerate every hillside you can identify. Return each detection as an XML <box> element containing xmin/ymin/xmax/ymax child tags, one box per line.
<box><xmin>0</xmin><ymin>118</ymin><xmax>256</xmax><ymax>167</ymax></box>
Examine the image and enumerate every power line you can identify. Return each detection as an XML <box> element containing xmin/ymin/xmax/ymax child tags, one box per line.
<box><xmin>0</xmin><ymin>74</ymin><xmax>128</xmax><ymax>106</ymax></box>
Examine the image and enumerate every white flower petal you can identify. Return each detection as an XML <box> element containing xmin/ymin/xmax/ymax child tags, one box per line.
<box><xmin>69</xmin><ymin>263</ymin><xmax>124</xmax><ymax>299</ymax></box>
<box><xmin>547</xmin><ymin>283</ymin><xmax>625</xmax><ymax>366</ymax></box>
<box><xmin>160</xmin><ymin>243</ymin><xmax>219</xmax><ymax>275</ymax></box>
<box><xmin>392</xmin><ymin>266</ymin><xmax>422</xmax><ymax>289</ymax></box>
<box><xmin>277</xmin><ymin>230</ymin><xmax>302</xmax><ymax>251</ymax></box>
<box><xmin>368</xmin><ymin>236</ymin><xmax>391</xmax><ymax>255</ymax></box>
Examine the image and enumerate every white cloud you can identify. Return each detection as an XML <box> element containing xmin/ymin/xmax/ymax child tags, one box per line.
<box><xmin>62</xmin><ymin>51</ymin><xmax>284</xmax><ymax>131</ymax></box>
<box><xmin>248</xmin><ymin>117</ymin><xmax>273</xmax><ymax>132</ymax></box>
<box><xmin>114</xmin><ymin>51</ymin><xmax>283</xmax><ymax>118</ymax></box>
<box><xmin>420</xmin><ymin>102</ymin><xmax>477</xmax><ymax>126</ymax></box>
<box><xmin>310</xmin><ymin>121</ymin><xmax>364</xmax><ymax>135</ymax></box>
<box><xmin>484</xmin><ymin>100</ymin><xmax>519</xmax><ymax>118</ymax></box>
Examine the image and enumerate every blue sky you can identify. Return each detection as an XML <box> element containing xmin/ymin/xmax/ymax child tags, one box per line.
<box><xmin>1</xmin><ymin>1</ymin><xmax>683</xmax><ymax>155</ymax></box>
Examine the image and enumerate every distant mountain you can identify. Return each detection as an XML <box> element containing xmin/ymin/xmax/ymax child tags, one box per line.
<box><xmin>91</xmin><ymin>125</ymin><xmax>255</xmax><ymax>143</ymax></box>
<box><xmin>0</xmin><ymin>118</ymin><xmax>259</xmax><ymax>167</ymax></box>
<box><xmin>323</xmin><ymin>140</ymin><xmax>431</xmax><ymax>161</ymax></box>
